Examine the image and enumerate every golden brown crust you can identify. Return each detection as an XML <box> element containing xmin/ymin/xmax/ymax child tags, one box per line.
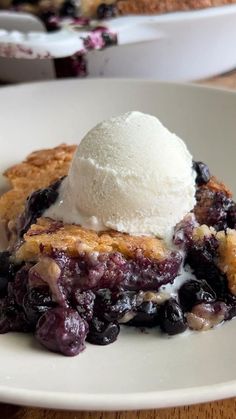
<box><xmin>217</xmin><ymin>229</ymin><xmax>236</xmax><ymax>296</ymax></box>
<box><xmin>117</xmin><ymin>0</ymin><xmax>236</xmax><ymax>15</ymax></box>
<box><xmin>0</xmin><ymin>144</ymin><xmax>76</xmax><ymax>226</ymax></box>
<box><xmin>14</xmin><ymin>217</ymin><xmax>167</xmax><ymax>262</ymax></box>
<box><xmin>201</xmin><ymin>176</ymin><xmax>232</xmax><ymax>198</ymax></box>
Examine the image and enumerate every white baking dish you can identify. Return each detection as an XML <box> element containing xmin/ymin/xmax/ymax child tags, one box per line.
<box><xmin>1</xmin><ymin>5</ymin><xmax>236</xmax><ymax>82</ymax></box>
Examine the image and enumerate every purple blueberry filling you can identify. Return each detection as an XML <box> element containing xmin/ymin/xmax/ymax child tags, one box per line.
<box><xmin>1</xmin><ymin>161</ymin><xmax>236</xmax><ymax>356</ymax></box>
<box><xmin>0</xmin><ymin>247</ymin><xmax>183</xmax><ymax>355</ymax></box>
<box><xmin>0</xmin><ymin>241</ymin><xmax>236</xmax><ymax>355</ymax></box>
<box><xmin>60</xmin><ymin>250</ymin><xmax>182</xmax><ymax>293</ymax></box>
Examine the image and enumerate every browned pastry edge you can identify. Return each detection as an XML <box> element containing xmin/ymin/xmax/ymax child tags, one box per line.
<box><xmin>0</xmin><ymin>144</ymin><xmax>76</xmax><ymax>225</ymax></box>
<box><xmin>117</xmin><ymin>0</ymin><xmax>236</xmax><ymax>15</ymax></box>
<box><xmin>217</xmin><ymin>229</ymin><xmax>236</xmax><ymax>296</ymax></box>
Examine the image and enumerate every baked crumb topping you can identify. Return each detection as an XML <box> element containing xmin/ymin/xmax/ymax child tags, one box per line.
<box><xmin>14</xmin><ymin>217</ymin><xmax>167</xmax><ymax>262</ymax></box>
<box><xmin>0</xmin><ymin>144</ymin><xmax>76</xmax><ymax>225</ymax></box>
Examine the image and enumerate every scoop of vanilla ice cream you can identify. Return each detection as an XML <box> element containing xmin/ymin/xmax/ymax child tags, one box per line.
<box><xmin>45</xmin><ymin>111</ymin><xmax>196</xmax><ymax>239</ymax></box>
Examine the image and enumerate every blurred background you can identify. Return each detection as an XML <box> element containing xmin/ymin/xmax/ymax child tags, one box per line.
<box><xmin>1</xmin><ymin>0</ymin><xmax>236</xmax><ymax>84</ymax></box>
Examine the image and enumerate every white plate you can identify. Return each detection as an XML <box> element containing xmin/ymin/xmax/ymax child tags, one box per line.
<box><xmin>0</xmin><ymin>79</ymin><xmax>236</xmax><ymax>410</ymax></box>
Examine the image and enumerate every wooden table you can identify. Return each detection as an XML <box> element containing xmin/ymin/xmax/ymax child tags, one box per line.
<box><xmin>1</xmin><ymin>70</ymin><xmax>236</xmax><ymax>419</ymax></box>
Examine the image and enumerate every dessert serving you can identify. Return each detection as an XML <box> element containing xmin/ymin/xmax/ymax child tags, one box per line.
<box><xmin>0</xmin><ymin>111</ymin><xmax>236</xmax><ymax>357</ymax></box>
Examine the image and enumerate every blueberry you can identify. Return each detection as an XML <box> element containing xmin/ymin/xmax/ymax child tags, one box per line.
<box><xmin>36</xmin><ymin>307</ymin><xmax>88</xmax><ymax>356</ymax></box>
<box><xmin>179</xmin><ymin>279</ymin><xmax>216</xmax><ymax>312</ymax></box>
<box><xmin>96</xmin><ymin>3</ymin><xmax>117</xmax><ymax>19</ymax></box>
<box><xmin>59</xmin><ymin>0</ymin><xmax>76</xmax><ymax>17</ymax></box>
<box><xmin>159</xmin><ymin>299</ymin><xmax>187</xmax><ymax>335</ymax></box>
<box><xmin>19</xmin><ymin>178</ymin><xmax>62</xmax><ymax>236</ymax></box>
<box><xmin>193</xmin><ymin>161</ymin><xmax>211</xmax><ymax>186</ymax></box>
<box><xmin>23</xmin><ymin>286</ymin><xmax>54</xmax><ymax>327</ymax></box>
<box><xmin>86</xmin><ymin>317</ymin><xmax>120</xmax><ymax>345</ymax></box>
<box><xmin>93</xmin><ymin>290</ymin><xmax>142</xmax><ymax>323</ymax></box>
<box><xmin>103</xmin><ymin>291</ymin><xmax>140</xmax><ymax>322</ymax></box>
<box><xmin>128</xmin><ymin>301</ymin><xmax>160</xmax><ymax>327</ymax></box>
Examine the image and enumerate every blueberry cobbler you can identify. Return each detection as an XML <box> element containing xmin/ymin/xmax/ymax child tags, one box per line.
<box><xmin>1</xmin><ymin>111</ymin><xmax>236</xmax><ymax>357</ymax></box>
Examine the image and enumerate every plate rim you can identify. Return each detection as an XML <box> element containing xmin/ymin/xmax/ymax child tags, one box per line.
<box><xmin>0</xmin><ymin>380</ymin><xmax>236</xmax><ymax>410</ymax></box>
